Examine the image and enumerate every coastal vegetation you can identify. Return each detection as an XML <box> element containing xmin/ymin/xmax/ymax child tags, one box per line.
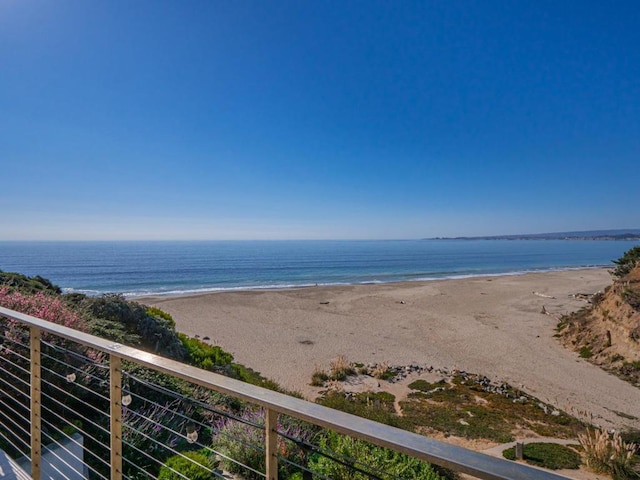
<box><xmin>579</xmin><ymin>428</ymin><xmax>639</xmax><ymax>480</ymax></box>
<box><xmin>613</xmin><ymin>246</ymin><xmax>640</xmax><ymax>279</ymax></box>
<box><xmin>0</xmin><ymin>270</ymin><xmax>449</xmax><ymax>479</ymax></box>
<box><xmin>0</xmin><ymin>271</ymin><xmax>295</xmax><ymax>478</ymax></box>
<box><xmin>557</xmin><ymin>246</ymin><xmax>640</xmax><ymax>387</ymax></box>
<box><xmin>310</xmin><ymin>356</ymin><xmax>640</xmax><ymax>478</ymax></box>
<box><xmin>2</xmin><ymin>254</ymin><xmax>640</xmax><ymax>479</ymax></box>
<box><xmin>158</xmin><ymin>449</ymin><xmax>218</xmax><ymax>480</ymax></box>
<box><xmin>502</xmin><ymin>443</ymin><xmax>581</xmax><ymax>470</ymax></box>
<box><xmin>311</xmin><ymin>359</ymin><xmax>584</xmax><ymax>444</ymax></box>
<box><xmin>301</xmin><ymin>430</ymin><xmax>449</xmax><ymax>480</ymax></box>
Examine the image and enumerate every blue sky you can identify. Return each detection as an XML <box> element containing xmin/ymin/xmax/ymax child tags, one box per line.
<box><xmin>1</xmin><ymin>1</ymin><xmax>638</xmax><ymax>240</ymax></box>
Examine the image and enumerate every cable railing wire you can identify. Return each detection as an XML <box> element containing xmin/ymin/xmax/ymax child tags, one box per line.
<box><xmin>0</xmin><ymin>374</ymin><xmax>30</xmax><ymax>401</ymax></box>
<box><xmin>39</xmin><ymin>402</ymin><xmax>111</xmax><ymax>468</ymax></box>
<box><xmin>122</xmin><ymin>388</ymin><xmax>265</xmax><ymax>455</ymax></box>
<box><xmin>40</xmin><ymin>368</ymin><xmax>111</xmax><ymax>413</ymax></box>
<box><xmin>39</xmin><ymin>347</ymin><xmax>110</xmax><ymax>384</ymax></box>
<box><xmin>40</xmin><ymin>347</ymin><xmax>109</xmax><ymax>386</ymax></box>
<box><xmin>0</xmin><ymin>415</ymin><xmax>30</xmax><ymax>451</ymax></box>
<box><xmin>123</xmin><ymin>409</ymin><xmax>264</xmax><ymax>478</ymax></box>
<box><xmin>0</xmin><ymin>401</ymin><xmax>31</xmax><ymax>439</ymax></box>
<box><xmin>276</xmin><ymin>455</ymin><xmax>332</xmax><ymax>480</ymax></box>
<box><xmin>122</xmin><ymin>457</ymin><xmax>164</xmax><ymax>480</ymax></box>
<box><xmin>0</xmin><ymin>350</ymin><xmax>31</xmax><ymax>376</ymax></box>
<box><xmin>121</xmin><ymin>383</ymin><xmax>337</xmax><ymax>480</ymax></box>
<box><xmin>0</xmin><ymin>403</ymin><xmax>29</xmax><ymax>435</ymax></box>
<box><xmin>40</xmin><ymin>383</ymin><xmax>109</xmax><ymax>429</ymax></box>
<box><xmin>42</xmin><ymin>342</ymin><xmax>268</xmax><ymax>479</ymax></box>
<box><xmin>0</xmin><ymin>366</ymin><xmax>30</xmax><ymax>393</ymax></box>
<box><xmin>121</xmin><ymin>423</ymin><xmax>231</xmax><ymax>479</ymax></box>
<box><xmin>0</xmin><ymin>345</ymin><xmax>30</xmax><ymax>364</ymax></box>
<box><xmin>39</xmin><ymin>390</ymin><xmax>111</xmax><ymax>439</ymax></box>
<box><xmin>42</xmin><ymin>348</ymin><xmax>427</xmax><ymax>480</ymax></box>
<box><xmin>41</xmin><ymin>338</ymin><xmax>109</xmax><ymax>368</ymax></box>
<box><xmin>0</xmin><ymin>427</ymin><xmax>29</xmax><ymax>457</ymax></box>
<box><xmin>124</xmin><ymin>389</ymin><xmax>214</xmax><ymax>434</ymax></box>
<box><xmin>121</xmin><ymin>438</ymin><xmax>202</xmax><ymax>479</ymax></box>
<box><xmin>0</xmin><ymin>333</ymin><xmax>31</xmax><ymax>352</ymax></box>
<box><xmin>125</xmin><ymin>371</ymin><xmax>260</xmax><ymax>427</ymax></box>
<box><xmin>39</xmin><ymin>417</ymin><xmax>109</xmax><ymax>480</ymax></box>
<box><xmin>39</xmin><ymin>427</ymin><xmax>106</xmax><ymax>480</ymax></box>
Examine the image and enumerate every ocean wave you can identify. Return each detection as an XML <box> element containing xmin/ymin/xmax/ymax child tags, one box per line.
<box><xmin>61</xmin><ymin>264</ymin><xmax>609</xmax><ymax>298</ymax></box>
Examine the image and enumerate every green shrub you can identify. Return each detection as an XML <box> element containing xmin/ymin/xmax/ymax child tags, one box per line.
<box><xmin>318</xmin><ymin>391</ymin><xmax>407</xmax><ymax>429</ymax></box>
<box><xmin>147</xmin><ymin>306</ymin><xmax>176</xmax><ymax>329</ymax></box>
<box><xmin>158</xmin><ymin>449</ymin><xmax>217</xmax><ymax>480</ymax></box>
<box><xmin>229</xmin><ymin>363</ymin><xmax>299</xmax><ymax>395</ymax></box>
<box><xmin>408</xmin><ymin>379</ymin><xmax>445</xmax><ymax>392</ymax></box>
<box><xmin>311</xmin><ymin>368</ymin><xmax>329</xmax><ymax>386</ymax></box>
<box><xmin>78</xmin><ymin>294</ymin><xmax>187</xmax><ymax>359</ymax></box>
<box><xmin>178</xmin><ymin>333</ymin><xmax>234</xmax><ymax>369</ymax></box>
<box><xmin>329</xmin><ymin>355</ymin><xmax>355</xmax><ymax>380</ymax></box>
<box><xmin>579</xmin><ymin>346</ymin><xmax>593</xmax><ymax>358</ymax></box>
<box><xmin>308</xmin><ymin>430</ymin><xmax>451</xmax><ymax>479</ymax></box>
<box><xmin>612</xmin><ymin>247</ymin><xmax>640</xmax><ymax>278</ymax></box>
<box><xmin>0</xmin><ymin>270</ymin><xmax>61</xmax><ymax>294</ymax></box>
<box><xmin>503</xmin><ymin>443</ymin><xmax>581</xmax><ymax>469</ymax></box>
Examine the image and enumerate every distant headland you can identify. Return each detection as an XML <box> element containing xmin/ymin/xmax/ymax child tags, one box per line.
<box><xmin>427</xmin><ymin>229</ymin><xmax>640</xmax><ymax>241</ymax></box>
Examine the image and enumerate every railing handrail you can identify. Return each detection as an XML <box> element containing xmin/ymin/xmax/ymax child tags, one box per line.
<box><xmin>0</xmin><ymin>306</ymin><xmax>572</xmax><ymax>480</ymax></box>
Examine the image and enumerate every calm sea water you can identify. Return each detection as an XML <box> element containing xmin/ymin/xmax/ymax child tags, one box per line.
<box><xmin>0</xmin><ymin>240</ymin><xmax>637</xmax><ymax>297</ymax></box>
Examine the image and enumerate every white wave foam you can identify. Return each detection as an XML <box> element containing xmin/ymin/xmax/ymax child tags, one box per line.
<box><xmin>62</xmin><ymin>264</ymin><xmax>608</xmax><ymax>298</ymax></box>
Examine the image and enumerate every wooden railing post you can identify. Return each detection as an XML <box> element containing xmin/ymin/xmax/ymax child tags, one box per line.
<box><xmin>110</xmin><ymin>355</ymin><xmax>123</xmax><ymax>480</ymax></box>
<box><xmin>265</xmin><ymin>408</ymin><xmax>278</xmax><ymax>480</ymax></box>
<box><xmin>30</xmin><ymin>327</ymin><xmax>42</xmax><ymax>480</ymax></box>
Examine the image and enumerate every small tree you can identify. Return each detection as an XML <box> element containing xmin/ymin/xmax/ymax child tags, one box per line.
<box><xmin>612</xmin><ymin>246</ymin><xmax>640</xmax><ymax>278</ymax></box>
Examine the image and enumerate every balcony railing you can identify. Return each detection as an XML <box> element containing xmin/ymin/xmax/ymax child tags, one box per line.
<box><xmin>0</xmin><ymin>305</ymin><xmax>572</xmax><ymax>480</ymax></box>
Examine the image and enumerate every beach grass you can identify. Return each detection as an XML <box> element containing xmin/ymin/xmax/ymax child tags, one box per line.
<box><xmin>400</xmin><ymin>374</ymin><xmax>585</xmax><ymax>443</ymax></box>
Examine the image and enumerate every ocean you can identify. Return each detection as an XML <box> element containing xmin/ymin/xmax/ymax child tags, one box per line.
<box><xmin>0</xmin><ymin>240</ymin><xmax>637</xmax><ymax>297</ymax></box>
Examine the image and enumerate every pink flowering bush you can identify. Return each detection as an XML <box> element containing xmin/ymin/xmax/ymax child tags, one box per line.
<box><xmin>0</xmin><ymin>287</ymin><xmax>86</xmax><ymax>332</ymax></box>
<box><xmin>0</xmin><ymin>287</ymin><xmax>103</xmax><ymax>372</ymax></box>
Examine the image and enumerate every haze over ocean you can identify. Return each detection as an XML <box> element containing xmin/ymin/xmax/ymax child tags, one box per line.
<box><xmin>0</xmin><ymin>240</ymin><xmax>636</xmax><ymax>297</ymax></box>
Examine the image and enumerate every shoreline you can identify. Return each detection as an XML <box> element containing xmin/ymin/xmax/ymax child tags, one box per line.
<box><xmin>116</xmin><ymin>264</ymin><xmax>612</xmax><ymax>299</ymax></box>
<box><xmin>141</xmin><ymin>268</ymin><xmax>640</xmax><ymax>431</ymax></box>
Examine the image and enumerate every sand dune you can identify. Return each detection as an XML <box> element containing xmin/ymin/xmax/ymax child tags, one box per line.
<box><xmin>142</xmin><ymin>268</ymin><xmax>640</xmax><ymax>430</ymax></box>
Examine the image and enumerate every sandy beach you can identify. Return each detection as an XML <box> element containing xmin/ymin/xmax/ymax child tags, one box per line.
<box><xmin>142</xmin><ymin>268</ymin><xmax>640</xmax><ymax>431</ymax></box>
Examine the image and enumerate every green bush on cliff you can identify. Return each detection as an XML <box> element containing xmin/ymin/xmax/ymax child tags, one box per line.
<box><xmin>147</xmin><ymin>306</ymin><xmax>176</xmax><ymax>328</ymax></box>
<box><xmin>178</xmin><ymin>333</ymin><xmax>234</xmax><ymax>369</ymax></box>
<box><xmin>68</xmin><ymin>294</ymin><xmax>187</xmax><ymax>360</ymax></box>
<box><xmin>612</xmin><ymin>246</ymin><xmax>640</xmax><ymax>278</ymax></box>
<box><xmin>0</xmin><ymin>270</ymin><xmax>61</xmax><ymax>294</ymax></box>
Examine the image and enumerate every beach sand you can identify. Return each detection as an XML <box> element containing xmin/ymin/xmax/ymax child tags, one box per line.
<box><xmin>141</xmin><ymin>268</ymin><xmax>640</xmax><ymax>430</ymax></box>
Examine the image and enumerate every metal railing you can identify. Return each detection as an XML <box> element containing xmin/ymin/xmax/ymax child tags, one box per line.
<box><xmin>0</xmin><ymin>306</ymin><xmax>572</xmax><ymax>480</ymax></box>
